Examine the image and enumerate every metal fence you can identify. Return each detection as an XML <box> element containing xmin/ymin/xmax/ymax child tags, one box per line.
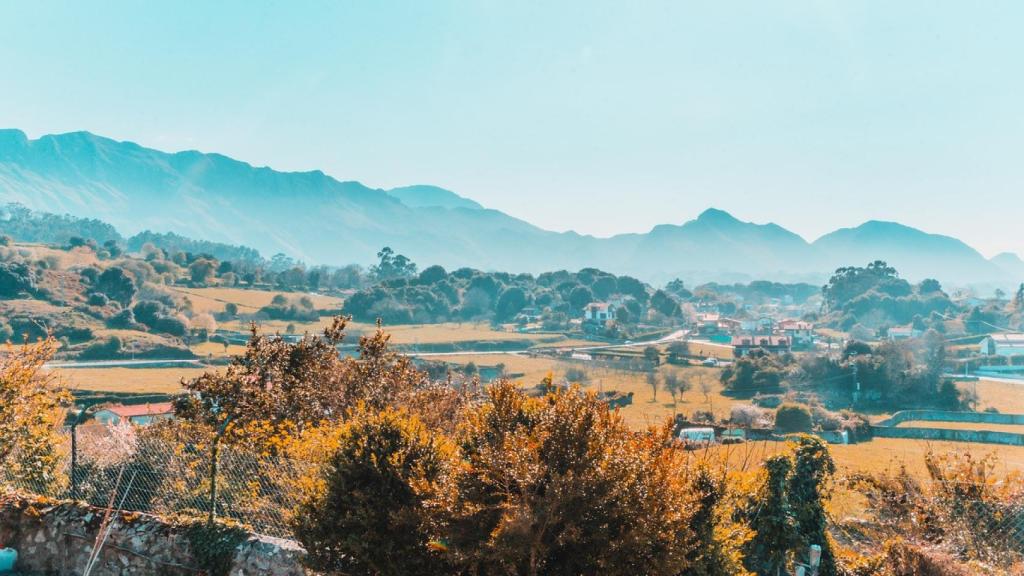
<box><xmin>1</xmin><ymin>433</ymin><xmax>316</xmax><ymax>539</ymax></box>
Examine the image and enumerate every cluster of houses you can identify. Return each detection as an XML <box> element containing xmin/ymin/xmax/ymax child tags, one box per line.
<box><xmin>582</xmin><ymin>298</ymin><xmax>817</xmax><ymax>357</ymax></box>
<box><xmin>88</xmin><ymin>402</ymin><xmax>175</xmax><ymax>427</ymax></box>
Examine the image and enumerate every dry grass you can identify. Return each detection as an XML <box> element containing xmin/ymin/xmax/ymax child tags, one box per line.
<box><xmin>54</xmin><ymin>367</ymin><xmax>210</xmax><ymax>394</ymax></box>
<box><xmin>191</xmin><ymin>341</ymin><xmax>248</xmax><ymax>358</ymax></box>
<box><xmin>673</xmin><ymin>340</ymin><xmax>735</xmax><ymax>361</ymax></box>
<box><xmin>434</xmin><ymin>353</ymin><xmax>735</xmax><ymax>429</ymax></box>
<box><xmin>894</xmin><ymin>420</ymin><xmax>1024</xmax><ymax>433</ymax></box>
<box><xmin>170</xmin><ymin>287</ymin><xmax>344</xmax><ymax>314</ymax></box>
<box><xmin>964</xmin><ymin>378</ymin><xmax>1024</xmax><ymax>414</ymax></box>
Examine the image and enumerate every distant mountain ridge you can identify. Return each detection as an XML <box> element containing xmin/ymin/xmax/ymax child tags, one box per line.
<box><xmin>0</xmin><ymin>129</ymin><xmax>1019</xmax><ymax>287</ymax></box>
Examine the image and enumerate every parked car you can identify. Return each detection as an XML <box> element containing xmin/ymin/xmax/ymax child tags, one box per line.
<box><xmin>701</xmin><ymin>357</ymin><xmax>720</xmax><ymax>367</ymax></box>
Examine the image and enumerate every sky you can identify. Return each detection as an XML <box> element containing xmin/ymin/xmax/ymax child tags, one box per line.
<box><xmin>1</xmin><ymin>1</ymin><xmax>1022</xmax><ymax>257</ymax></box>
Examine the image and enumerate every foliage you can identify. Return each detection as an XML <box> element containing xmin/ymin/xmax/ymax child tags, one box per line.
<box><xmin>721</xmin><ymin>351</ymin><xmax>787</xmax><ymax>395</ymax></box>
<box><xmin>183</xmin><ymin>520</ymin><xmax>251</xmax><ymax>576</ymax></box>
<box><xmin>0</xmin><ymin>261</ymin><xmax>37</xmax><ymax>297</ymax></box>
<box><xmin>0</xmin><ymin>337</ymin><xmax>71</xmax><ymax>489</ymax></box>
<box><xmin>293</xmin><ymin>406</ymin><xmax>455</xmax><ymax>575</ymax></box>
<box><xmin>437</xmin><ymin>381</ymin><xmax>699</xmax><ymax>576</ymax></box>
<box><xmin>775</xmin><ymin>403</ymin><xmax>813</xmax><ymax>433</ymax></box>
<box><xmin>176</xmin><ymin>318</ymin><xmax>424</xmax><ymax>450</ymax></box>
<box><xmin>744</xmin><ymin>455</ymin><xmax>798</xmax><ymax>575</ymax></box>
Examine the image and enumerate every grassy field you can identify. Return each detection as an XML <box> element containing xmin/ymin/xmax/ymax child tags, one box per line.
<box><xmin>56</xmin><ymin>367</ymin><xmax>209</xmax><ymax>394</ymax></box>
<box><xmin>435</xmin><ymin>353</ymin><xmax>734</xmax><ymax>428</ymax></box>
<box><xmin>170</xmin><ymin>286</ymin><xmax>344</xmax><ymax>314</ymax></box>
<box><xmin>964</xmin><ymin>378</ymin><xmax>1024</xmax><ymax>414</ymax></box>
<box><xmin>894</xmin><ymin>420</ymin><xmax>1024</xmax><ymax>433</ymax></box>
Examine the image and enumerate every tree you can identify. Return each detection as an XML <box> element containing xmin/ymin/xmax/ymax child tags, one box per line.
<box><xmin>293</xmin><ymin>407</ymin><xmax>454</xmax><ymax>575</ymax></box>
<box><xmin>775</xmin><ymin>403</ymin><xmax>813</xmax><ymax>433</ymax></box>
<box><xmin>644</xmin><ymin>345</ymin><xmax>661</xmax><ymax>366</ymax></box>
<box><xmin>176</xmin><ymin>317</ymin><xmax>423</xmax><ymax>447</ymax></box>
<box><xmin>663</xmin><ymin>370</ymin><xmax>691</xmax><ymax>413</ymax></box>
<box><xmin>442</xmin><ymin>381</ymin><xmax>699</xmax><ymax>575</ymax></box>
<box><xmin>789</xmin><ymin>435</ymin><xmax>837</xmax><ymax>576</ymax></box>
<box><xmin>646</xmin><ymin>369</ymin><xmax>660</xmax><ymax>401</ymax></box>
<box><xmin>651</xmin><ymin>289</ymin><xmax>680</xmax><ymax>318</ymax></box>
<box><xmin>372</xmin><ymin>247</ymin><xmax>417</xmax><ymax>281</ymax></box>
<box><xmin>188</xmin><ymin>258</ymin><xmax>217</xmax><ymax>285</ymax></box>
<box><xmin>95</xmin><ymin>266</ymin><xmax>136</xmax><ymax>305</ymax></box>
<box><xmin>744</xmin><ymin>456</ymin><xmax>798</xmax><ymax>575</ymax></box>
<box><xmin>569</xmin><ymin>285</ymin><xmax>594</xmax><ymax>312</ymax></box>
<box><xmin>1016</xmin><ymin>283</ymin><xmax>1024</xmax><ymax>310</ymax></box>
<box><xmin>418</xmin><ymin>265</ymin><xmax>447</xmax><ymax>285</ymax></box>
<box><xmin>495</xmin><ymin>287</ymin><xmax>527</xmax><ymax>322</ymax></box>
<box><xmin>0</xmin><ymin>337</ymin><xmax>70</xmax><ymax>488</ymax></box>
<box><xmin>0</xmin><ymin>261</ymin><xmax>36</xmax><ymax>297</ymax></box>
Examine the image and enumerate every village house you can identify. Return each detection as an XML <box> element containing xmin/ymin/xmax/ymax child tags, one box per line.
<box><xmin>979</xmin><ymin>333</ymin><xmax>1024</xmax><ymax>357</ymax></box>
<box><xmin>731</xmin><ymin>334</ymin><xmax>792</xmax><ymax>357</ymax></box>
<box><xmin>888</xmin><ymin>325</ymin><xmax>923</xmax><ymax>341</ymax></box>
<box><xmin>92</xmin><ymin>402</ymin><xmax>175</xmax><ymax>426</ymax></box>
<box><xmin>583</xmin><ymin>301</ymin><xmax>615</xmax><ymax>323</ymax></box>
<box><xmin>779</xmin><ymin>319</ymin><xmax>815</xmax><ymax>348</ymax></box>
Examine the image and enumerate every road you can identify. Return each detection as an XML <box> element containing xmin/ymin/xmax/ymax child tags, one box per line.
<box><xmin>45</xmin><ymin>359</ymin><xmax>204</xmax><ymax>369</ymax></box>
<box><xmin>46</xmin><ymin>330</ymin><xmax>727</xmax><ymax>366</ymax></box>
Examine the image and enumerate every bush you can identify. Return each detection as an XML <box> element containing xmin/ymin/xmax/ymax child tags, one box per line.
<box><xmin>0</xmin><ymin>261</ymin><xmax>36</xmax><ymax>297</ymax></box>
<box><xmin>79</xmin><ymin>337</ymin><xmax>123</xmax><ymax>360</ymax></box>
<box><xmin>293</xmin><ymin>407</ymin><xmax>454</xmax><ymax>575</ymax></box>
<box><xmin>775</xmin><ymin>403</ymin><xmax>813</xmax><ymax>433</ymax></box>
<box><xmin>87</xmin><ymin>292</ymin><xmax>109</xmax><ymax>307</ymax></box>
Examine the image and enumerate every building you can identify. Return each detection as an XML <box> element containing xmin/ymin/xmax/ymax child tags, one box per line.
<box><xmin>888</xmin><ymin>325</ymin><xmax>923</xmax><ymax>341</ymax></box>
<box><xmin>779</xmin><ymin>319</ymin><xmax>815</xmax><ymax>348</ymax></box>
<box><xmin>731</xmin><ymin>335</ymin><xmax>791</xmax><ymax>357</ymax></box>
<box><xmin>583</xmin><ymin>302</ymin><xmax>615</xmax><ymax>323</ymax></box>
<box><xmin>679</xmin><ymin>427</ymin><xmax>716</xmax><ymax>445</ymax></box>
<box><xmin>979</xmin><ymin>333</ymin><xmax>1024</xmax><ymax>357</ymax></box>
<box><xmin>93</xmin><ymin>402</ymin><xmax>175</xmax><ymax>426</ymax></box>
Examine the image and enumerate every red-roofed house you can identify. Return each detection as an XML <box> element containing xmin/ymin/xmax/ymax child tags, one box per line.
<box><xmin>93</xmin><ymin>402</ymin><xmax>175</xmax><ymax>426</ymax></box>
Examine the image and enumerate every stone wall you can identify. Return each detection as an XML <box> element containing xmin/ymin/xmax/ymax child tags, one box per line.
<box><xmin>872</xmin><ymin>410</ymin><xmax>1024</xmax><ymax>446</ymax></box>
<box><xmin>0</xmin><ymin>491</ymin><xmax>305</xmax><ymax>575</ymax></box>
<box><xmin>875</xmin><ymin>410</ymin><xmax>1024</xmax><ymax>427</ymax></box>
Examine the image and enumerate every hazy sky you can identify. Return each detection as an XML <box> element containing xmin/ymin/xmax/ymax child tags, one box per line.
<box><xmin>1</xmin><ymin>1</ymin><xmax>1021</xmax><ymax>256</ymax></box>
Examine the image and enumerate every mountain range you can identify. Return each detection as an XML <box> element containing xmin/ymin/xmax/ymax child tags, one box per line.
<box><xmin>1</xmin><ymin>129</ymin><xmax>1020</xmax><ymax>287</ymax></box>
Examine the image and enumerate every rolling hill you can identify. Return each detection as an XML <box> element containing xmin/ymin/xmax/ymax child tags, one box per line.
<box><xmin>1</xmin><ymin>129</ymin><xmax>1019</xmax><ymax>287</ymax></box>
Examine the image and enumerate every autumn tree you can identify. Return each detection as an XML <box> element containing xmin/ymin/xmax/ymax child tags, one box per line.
<box><xmin>175</xmin><ymin>317</ymin><xmax>424</xmax><ymax>448</ymax></box>
<box><xmin>0</xmin><ymin>337</ymin><xmax>70</xmax><ymax>488</ymax></box>
<box><xmin>293</xmin><ymin>407</ymin><xmax>455</xmax><ymax>575</ymax></box>
<box><xmin>439</xmin><ymin>381</ymin><xmax>698</xmax><ymax>576</ymax></box>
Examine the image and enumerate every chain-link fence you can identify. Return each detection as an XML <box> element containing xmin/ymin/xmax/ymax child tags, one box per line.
<box><xmin>831</xmin><ymin>476</ymin><xmax>1024</xmax><ymax>569</ymax></box>
<box><xmin>1</xmin><ymin>430</ymin><xmax>317</xmax><ymax>539</ymax></box>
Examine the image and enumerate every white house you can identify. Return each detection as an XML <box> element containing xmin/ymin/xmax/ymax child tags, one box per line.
<box><xmin>93</xmin><ymin>402</ymin><xmax>175</xmax><ymax>426</ymax></box>
<box><xmin>979</xmin><ymin>333</ymin><xmax>1024</xmax><ymax>357</ymax></box>
<box><xmin>583</xmin><ymin>302</ymin><xmax>615</xmax><ymax>323</ymax></box>
<box><xmin>779</xmin><ymin>320</ymin><xmax>815</xmax><ymax>347</ymax></box>
<box><xmin>679</xmin><ymin>427</ymin><xmax>716</xmax><ymax>445</ymax></box>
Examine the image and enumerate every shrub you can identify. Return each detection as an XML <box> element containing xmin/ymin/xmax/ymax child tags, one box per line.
<box><xmin>293</xmin><ymin>407</ymin><xmax>454</xmax><ymax>575</ymax></box>
<box><xmin>775</xmin><ymin>403</ymin><xmax>813</xmax><ymax>433</ymax></box>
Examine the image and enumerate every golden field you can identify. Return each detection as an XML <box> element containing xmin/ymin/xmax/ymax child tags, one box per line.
<box><xmin>55</xmin><ymin>366</ymin><xmax>208</xmax><ymax>394</ymax></box>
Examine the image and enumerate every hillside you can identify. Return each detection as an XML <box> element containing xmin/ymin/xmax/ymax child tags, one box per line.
<box><xmin>1</xmin><ymin>129</ymin><xmax>1019</xmax><ymax>286</ymax></box>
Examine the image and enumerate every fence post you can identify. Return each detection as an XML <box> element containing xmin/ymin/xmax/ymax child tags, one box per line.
<box><xmin>208</xmin><ymin>415</ymin><xmax>232</xmax><ymax>526</ymax></box>
<box><xmin>69</xmin><ymin>408</ymin><xmax>87</xmax><ymax>500</ymax></box>
<box><xmin>208</xmin><ymin>434</ymin><xmax>220</xmax><ymax>525</ymax></box>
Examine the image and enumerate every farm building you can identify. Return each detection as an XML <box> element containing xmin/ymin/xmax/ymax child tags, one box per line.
<box><xmin>93</xmin><ymin>402</ymin><xmax>175</xmax><ymax>426</ymax></box>
<box><xmin>679</xmin><ymin>427</ymin><xmax>716</xmax><ymax>445</ymax></box>
<box><xmin>731</xmin><ymin>335</ymin><xmax>791</xmax><ymax>357</ymax></box>
<box><xmin>979</xmin><ymin>333</ymin><xmax>1024</xmax><ymax>357</ymax></box>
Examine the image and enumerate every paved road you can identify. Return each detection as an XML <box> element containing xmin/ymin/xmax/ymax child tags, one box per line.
<box><xmin>45</xmin><ymin>359</ymin><xmax>203</xmax><ymax>369</ymax></box>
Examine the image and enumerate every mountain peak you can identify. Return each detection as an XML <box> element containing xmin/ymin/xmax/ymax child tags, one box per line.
<box><xmin>695</xmin><ymin>207</ymin><xmax>739</xmax><ymax>224</ymax></box>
